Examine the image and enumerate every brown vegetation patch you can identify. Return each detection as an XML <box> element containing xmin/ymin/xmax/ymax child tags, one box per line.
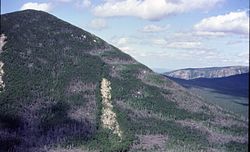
<box><xmin>176</xmin><ymin>120</ymin><xmax>248</xmax><ymax>144</ymax></box>
<box><xmin>89</xmin><ymin>45</ymin><xmax>112</xmax><ymax>56</ymax></box>
<box><xmin>68</xmin><ymin>97</ymin><xmax>97</xmax><ymax>125</ymax></box>
<box><xmin>67</xmin><ymin>80</ymin><xmax>96</xmax><ymax>94</ymax></box>
<box><xmin>102</xmin><ymin>57</ymin><xmax>137</xmax><ymax>65</ymax></box>
<box><xmin>47</xmin><ymin>146</ymin><xmax>98</xmax><ymax>152</ymax></box>
<box><xmin>132</xmin><ymin>134</ymin><xmax>168</xmax><ymax>151</ymax></box>
<box><xmin>109</xmin><ymin>65</ymin><xmax>125</xmax><ymax>78</ymax></box>
<box><xmin>212</xmin><ymin>115</ymin><xmax>248</xmax><ymax>128</ymax></box>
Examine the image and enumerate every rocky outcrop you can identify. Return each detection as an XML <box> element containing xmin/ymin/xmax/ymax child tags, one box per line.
<box><xmin>100</xmin><ymin>78</ymin><xmax>122</xmax><ymax>139</ymax></box>
<box><xmin>0</xmin><ymin>34</ymin><xmax>7</xmax><ymax>92</ymax></box>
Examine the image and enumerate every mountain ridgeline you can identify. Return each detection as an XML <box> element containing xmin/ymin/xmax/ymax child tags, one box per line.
<box><xmin>165</xmin><ymin>66</ymin><xmax>249</xmax><ymax>80</ymax></box>
<box><xmin>0</xmin><ymin>10</ymin><xmax>248</xmax><ymax>152</ymax></box>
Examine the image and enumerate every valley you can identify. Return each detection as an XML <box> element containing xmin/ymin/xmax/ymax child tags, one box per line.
<box><xmin>165</xmin><ymin>72</ymin><xmax>249</xmax><ymax>119</ymax></box>
<box><xmin>189</xmin><ymin>87</ymin><xmax>248</xmax><ymax>118</ymax></box>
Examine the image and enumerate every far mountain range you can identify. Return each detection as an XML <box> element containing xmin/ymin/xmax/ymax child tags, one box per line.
<box><xmin>164</xmin><ymin>66</ymin><xmax>249</xmax><ymax>80</ymax></box>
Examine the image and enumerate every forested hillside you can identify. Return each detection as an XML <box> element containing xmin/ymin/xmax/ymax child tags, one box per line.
<box><xmin>0</xmin><ymin>10</ymin><xmax>248</xmax><ymax>152</ymax></box>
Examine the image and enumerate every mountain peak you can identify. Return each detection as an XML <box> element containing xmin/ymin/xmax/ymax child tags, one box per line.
<box><xmin>0</xmin><ymin>10</ymin><xmax>248</xmax><ymax>152</ymax></box>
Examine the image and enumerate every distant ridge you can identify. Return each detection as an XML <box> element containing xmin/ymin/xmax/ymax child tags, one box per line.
<box><xmin>164</xmin><ymin>66</ymin><xmax>249</xmax><ymax>80</ymax></box>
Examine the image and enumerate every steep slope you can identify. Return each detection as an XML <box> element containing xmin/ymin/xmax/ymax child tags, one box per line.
<box><xmin>165</xmin><ymin>66</ymin><xmax>249</xmax><ymax>80</ymax></box>
<box><xmin>166</xmin><ymin>73</ymin><xmax>249</xmax><ymax>98</ymax></box>
<box><xmin>0</xmin><ymin>10</ymin><xmax>248</xmax><ymax>152</ymax></box>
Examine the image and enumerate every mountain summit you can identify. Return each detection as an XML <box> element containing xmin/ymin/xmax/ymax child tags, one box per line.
<box><xmin>0</xmin><ymin>10</ymin><xmax>248</xmax><ymax>152</ymax></box>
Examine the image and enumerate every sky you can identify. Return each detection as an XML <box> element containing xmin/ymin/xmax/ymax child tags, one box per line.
<box><xmin>1</xmin><ymin>0</ymin><xmax>249</xmax><ymax>72</ymax></box>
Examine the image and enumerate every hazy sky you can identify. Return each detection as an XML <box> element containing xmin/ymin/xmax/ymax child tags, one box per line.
<box><xmin>1</xmin><ymin>0</ymin><xmax>249</xmax><ymax>71</ymax></box>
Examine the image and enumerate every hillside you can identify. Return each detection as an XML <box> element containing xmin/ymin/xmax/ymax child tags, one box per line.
<box><xmin>166</xmin><ymin>73</ymin><xmax>249</xmax><ymax>98</ymax></box>
<box><xmin>0</xmin><ymin>10</ymin><xmax>248</xmax><ymax>152</ymax></box>
<box><xmin>165</xmin><ymin>66</ymin><xmax>249</xmax><ymax>80</ymax></box>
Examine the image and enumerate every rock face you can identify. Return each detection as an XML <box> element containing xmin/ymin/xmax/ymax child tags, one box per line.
<box><xmin>0</xmin><ymin>34</ymin><xmax>7</xmax><ymax>92</ymax></box>
<box><xmin>0</xmin><ymin>10</ymin><xmax>248</xmax><ymax>152</ymax></box>
<box><xmin>165</xmin><ymin>66</ymin><xmax>249</xmax><ymax>80</ymax></box>
<box><xmin>100</xmin><ymin>78</ymin><xmax>122</xmax><ymax>139</ymax></box>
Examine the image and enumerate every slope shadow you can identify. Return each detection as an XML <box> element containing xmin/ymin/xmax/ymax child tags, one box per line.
<box><xmin>0</xmin><ymin>102</ymin><xmax>94</xmax><ymax>152</ymax></box>
<box><xmin>164</xmin><ymin>73</ymin><xmax>249</xmax><ymax>98</ymax></box>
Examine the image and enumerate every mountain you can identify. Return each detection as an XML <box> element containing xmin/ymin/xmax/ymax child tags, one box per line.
<box><xmin>165</xmin><ymin>66</ymin><xmax>249</xmax><ymax>80</ymax></box>
<box><xmin>0</xmin><ymin>10</ymin><xmax>248</xmax><ymax>152</ymax></box>
<box><xmin>166</xmin><ymin>73</ymin><xmax>249</xmax><ymax>98</ymax></box>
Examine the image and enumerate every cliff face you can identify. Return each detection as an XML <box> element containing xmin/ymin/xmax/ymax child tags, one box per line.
<box><xmin>165</xmin><ymin>66</ymin><xmax>249</xmax><ymax>80</ymax></box>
